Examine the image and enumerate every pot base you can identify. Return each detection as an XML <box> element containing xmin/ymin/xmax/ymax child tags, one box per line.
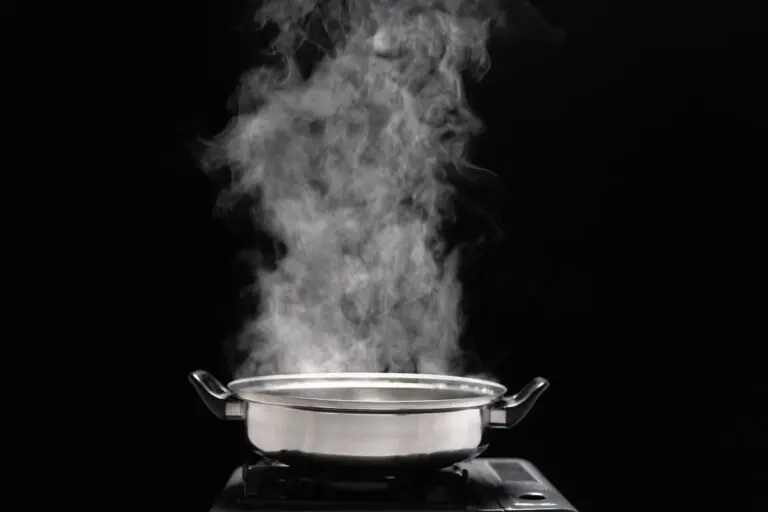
<box><xmin>256</xmin><ymin>446</ymin><xmax>489</xmax><ymax>473</ymax></box>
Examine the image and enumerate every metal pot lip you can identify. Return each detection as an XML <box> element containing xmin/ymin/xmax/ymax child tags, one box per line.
<box><xmin>226</xmin><ymin>372</ymin><xmax>508</xmax><ymax>412</ymax></box>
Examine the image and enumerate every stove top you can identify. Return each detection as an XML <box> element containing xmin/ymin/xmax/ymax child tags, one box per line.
<box><xmin>210</xmin><ymin>458</ymin><xmax>577</xmax><ymax>511</ymax></box>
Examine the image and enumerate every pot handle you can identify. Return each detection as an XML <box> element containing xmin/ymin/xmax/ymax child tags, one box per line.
<box><xmin>488</xmin><ymin>377</ymin><xmax>550</xmax><ymax>429</ymax></box>
<box><xmin>188</xmin><ymin>370</ymin><xmax>246</xmax><ymax>421</ymax></box>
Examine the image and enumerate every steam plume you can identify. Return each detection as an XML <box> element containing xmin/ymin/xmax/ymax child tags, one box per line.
<box><xmin>207</xmin><ymin>0</ymin><xmax>505</xmax><ymax>377</ymax></box>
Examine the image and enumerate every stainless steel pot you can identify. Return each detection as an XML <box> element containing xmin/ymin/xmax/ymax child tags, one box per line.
<box><xmin>189</xmin><ymin>370</ymin><xmax>549</xmax><ymax>472</ymax></box>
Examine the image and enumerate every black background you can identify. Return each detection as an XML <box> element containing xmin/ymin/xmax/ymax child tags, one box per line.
<box><xmin>104</xmin><ymin>1</ymin><xmax>760</xmax><ymax>510</ymax></box>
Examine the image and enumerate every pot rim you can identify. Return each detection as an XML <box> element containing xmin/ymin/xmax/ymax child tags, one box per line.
<box><xmin>227</xmin><ymin>372</ymin><xmax>508</xmax><ymax>412</ymax></box>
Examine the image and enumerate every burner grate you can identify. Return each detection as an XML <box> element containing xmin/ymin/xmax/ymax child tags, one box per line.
<box><xmin>240</xmin><ymin>462</ymin><xmax>474</xmax><ymax>510</ymax></box>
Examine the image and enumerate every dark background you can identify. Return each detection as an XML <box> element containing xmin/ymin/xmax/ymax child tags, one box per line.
<box><xmin>136</xmin><ymin>1</ymin><xmax>760</xmax><ymax>511</ymax></box>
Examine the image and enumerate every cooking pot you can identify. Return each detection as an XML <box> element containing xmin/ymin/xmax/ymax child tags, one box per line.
<box><xmin>189</xmin><ymin>370</ymin><xmax>549</xmax><ymax>472</ymax></box>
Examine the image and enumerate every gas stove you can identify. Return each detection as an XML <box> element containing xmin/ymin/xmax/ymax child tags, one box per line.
<box><xmin>210</xmin><ymin>458</ymin><xmax>577</xmax><ymax>511</ymax></box>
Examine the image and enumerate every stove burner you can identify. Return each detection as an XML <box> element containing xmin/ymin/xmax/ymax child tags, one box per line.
<box><xmin>210</xmin><ymin>457</ymin><xmax>578</xmax><ymax>511</ymax></box>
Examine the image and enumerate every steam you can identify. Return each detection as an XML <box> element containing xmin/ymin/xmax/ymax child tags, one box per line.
<box><xmin>207</xmin><ymin>0</ymin><xmax>504</xmax><ymax>378</ymax></box>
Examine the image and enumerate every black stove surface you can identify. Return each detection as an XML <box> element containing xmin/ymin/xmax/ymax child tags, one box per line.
<box><xmin>210</xmin><ymin>458</ymin><xmax>577</xmax><ymax>511</ymax></box>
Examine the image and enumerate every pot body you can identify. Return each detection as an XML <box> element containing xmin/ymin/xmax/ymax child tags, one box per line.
<box><xmin>243</xmin><ymin>401</ymin><xmax>489</xmax><ymax>470</ymax></box>
<box><xmin>189</xmin><ymin>370</ymin><xmax>549</xmax><ymax>471</ymax></box>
